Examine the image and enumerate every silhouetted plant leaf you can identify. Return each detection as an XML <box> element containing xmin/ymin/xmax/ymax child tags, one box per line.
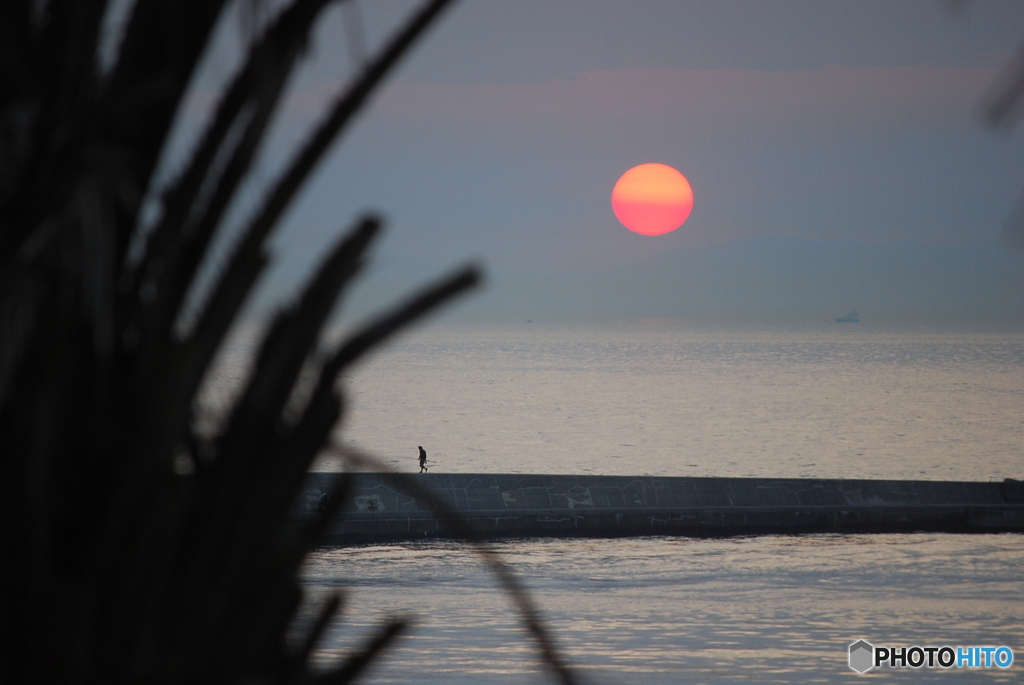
<box><xmin>332</xmin><ymin>445</ymin><xmax>581</xmax><ymax>685</ymax></box>
<box><xmin>315</xmin><ymin>617</ymin><xmax>411</xmax><ymax>685</ymax></box>
<box><xmin>0</xmin><ymin>1</ymin><xmax>582</xmax><ymax>683</ymax></box>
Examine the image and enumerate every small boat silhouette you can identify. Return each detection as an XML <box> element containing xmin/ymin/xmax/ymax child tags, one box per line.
<box><xmin>835</xmin><ymin>310</ymin><xmax>860</xmax><ymax>323</ymax></box>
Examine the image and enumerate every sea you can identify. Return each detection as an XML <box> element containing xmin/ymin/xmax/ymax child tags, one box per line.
<box><xmin>207</xmin><ymin>321</ymin><xmax>1024</xmax><ymax>683</ymax></box>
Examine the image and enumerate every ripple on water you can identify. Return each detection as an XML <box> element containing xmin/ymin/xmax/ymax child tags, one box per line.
<box><xmin>296</xmin><ymin>534</ymin><xmax>1024</xmax><ymax>684</ymax></box>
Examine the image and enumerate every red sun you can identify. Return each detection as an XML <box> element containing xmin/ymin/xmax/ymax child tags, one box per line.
<box><xmin>611</xmin><ymin>163</ymin><xmax>693</xmax><ymax>236</ymax></box>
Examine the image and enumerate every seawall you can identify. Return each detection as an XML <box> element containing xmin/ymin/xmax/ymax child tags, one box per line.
<box><xmin>297</xmin><ymin>473</ymin><xmax>1024</xmax><ymax>545</ymax></box>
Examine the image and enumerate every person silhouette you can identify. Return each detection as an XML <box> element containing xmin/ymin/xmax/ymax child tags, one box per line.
<box><xmin>418</xmin><ymin>446</ymin><xmax>428</xmax><ymax>473</ymax></box>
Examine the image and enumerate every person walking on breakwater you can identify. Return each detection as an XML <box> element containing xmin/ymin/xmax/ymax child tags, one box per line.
<box><xmin>418</xmin><ymin>446</ymin><xmax>428</xmax><ymax>473</ymax></box>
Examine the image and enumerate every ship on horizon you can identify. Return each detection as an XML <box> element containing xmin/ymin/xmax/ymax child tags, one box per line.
<box><xmin>835</xmin><ymin>310</ymin><xmax>860</xmax><ymax>323</ymax></box>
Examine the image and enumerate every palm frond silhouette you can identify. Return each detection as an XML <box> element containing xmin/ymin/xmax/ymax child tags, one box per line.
<box><xmin>0</xmin><ymin>1</ymin><xmax>576</xmax><ymax>682</ymax></box>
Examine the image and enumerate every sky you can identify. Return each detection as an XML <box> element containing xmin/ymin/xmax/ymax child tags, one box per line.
<box><xmin>173</xmin><ymin>0</ymin><xmax>1024</xmax><ymax>326</ymax></box>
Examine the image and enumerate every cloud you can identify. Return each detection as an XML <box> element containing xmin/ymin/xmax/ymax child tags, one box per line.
<box><xmin>172</xmin><ymin>61</ymin><xmax>1002</xmax><ymax>180</ymax></box>
<box><xmin>339</xmin><ymin>63</ymin><xmax>1001</xmax><ymax>131</ymax></box>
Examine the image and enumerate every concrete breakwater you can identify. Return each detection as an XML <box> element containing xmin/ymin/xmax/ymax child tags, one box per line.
<box><xmin>297</xmin><ymin>473</ymin><xmax>1024</xmax><ymax>545</ymax></box>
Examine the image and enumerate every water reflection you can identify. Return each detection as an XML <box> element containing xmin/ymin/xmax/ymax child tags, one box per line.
<box><xmin>299</xmin><ymin>534</ymin><xmax>1024</xmax><ymax>683</ymax></box>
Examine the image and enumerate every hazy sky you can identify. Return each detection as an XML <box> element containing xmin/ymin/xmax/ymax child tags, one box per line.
<box><xmin>177</xmin><ymin>0</ymin><xmax>1024</xmax><ymax>324</ymax></box>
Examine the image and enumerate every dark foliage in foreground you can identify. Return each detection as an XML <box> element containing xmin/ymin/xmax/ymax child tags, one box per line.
<box><xmin>980</xmin><ymin>14</ymin><xmax>1024</xmax><ymax>252</ymax></box>
<box><xmin>0</xmin><ymin>1</ymin><xmax>575</xmax><ymax>683</ymax></box>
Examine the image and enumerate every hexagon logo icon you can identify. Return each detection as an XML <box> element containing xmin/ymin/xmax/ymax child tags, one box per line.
<box><xmin>849</xmin><ymin>640</ymin><xmax>874</xmax><ymax>673</ymax></box>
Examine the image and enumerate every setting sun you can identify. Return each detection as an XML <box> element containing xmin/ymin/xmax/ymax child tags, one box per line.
<box><xmin>611</xmin><ymin>163</ymin><xmax>694</xmax><ymax>236</ymax></box>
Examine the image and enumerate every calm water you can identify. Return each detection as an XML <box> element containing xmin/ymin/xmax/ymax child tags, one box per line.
<box><xmin>332</xmin><ymin>323</ymin><xmax>1023</xmax><ymax>481</ymax></box>
<box><xmin>301</xmin><ymin>534</ymin><xmax>1024</xmax><ymax>684</ymax></box>
<box><xmin>205</xmin><ymin>322</ymin><xmax>1024</xmax><ymax>682</ymax></box>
